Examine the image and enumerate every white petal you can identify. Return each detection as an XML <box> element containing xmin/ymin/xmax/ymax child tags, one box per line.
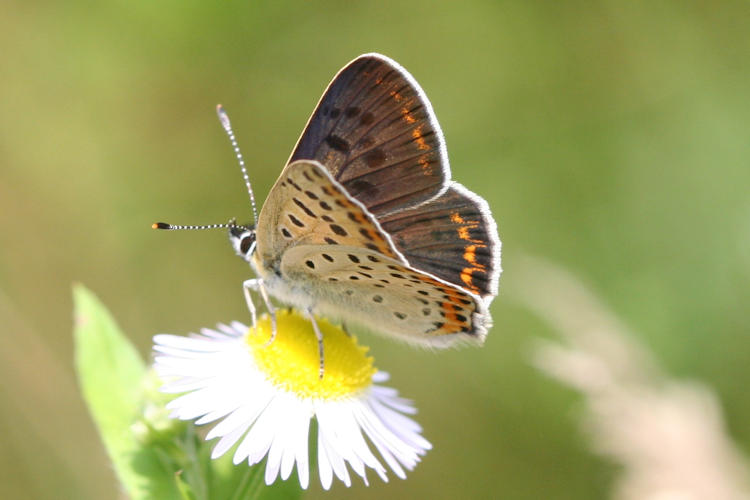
<box><xmin>205</xmin><ymin>390</ymin><xmax>268</xmax><ymax>439</ymax></box>
<box><xmin>293</xmin><ymin>410</ymin><xmax>311</xmax><ymax>489</ymax></box>
<box><xmin>317</xmin><ymin>431</ymin><xmax>334</xmax><ymax>490</ymax></box>
<box><xmin>279</xmin><ymin>412</ymin><xmax>298</xmax><ymax>481</ymax></box>
<box><xmin>233</xmin><ymin>395</ymin><xmax>283</xmax><ymax>465</ymax></box>
<box><xmin>265</xmin><ymin>430</ymin><xmax>283</xmax><ymax>486</ymax></box>
<box><xmin>370</xmin><ymin>386</ymin><xmax>418</xmax><ymax>415</ymax></box>
<box><xmin>154</xmin><ymin>334</ymin><xmax>227</xmax><ymax>352</ymax></box>
<box><xmin>317</xmin><ymin>404</ymin><xmax>362</xmax><ymax>476</ymax></box>
<box><xmin>264</xmin><ymin>393</ymin><xmax>302</xmax><ymax>485</ymax></box>
<box><xmin>370</xmin><ymin>397</ymin><xmax>431</xmax><ymax>451</ymax></box>
<box><xmin>201</xmin><ymin>323</ymin><xmax>244</xmax><ymax>339</ymax></box>
<box><xmin>332</xmin><ymin>404</ymin><xmax>382</xmax><ymax>478</ymax></box>
<box><xmin>354</xmin><ymin>404</ymin><xmax>408</xmax><ymax>478</ymax></box>
<box><xmin>228</xmin><ymin>321</ymin><xmax>248</xmax><ymax>333</ymax></box>
<box><xmin>318</xmin><ymin>424</ymin><xmax>351</xmax><ymax>487</ymax></box>
<box><xmin>168</xmin><ymin>387</ymin><xmax>238</xmax><ymax>420</ymax></box>
<box><xmin>210</xmin><ymin>421</ymin><xmax>251</xmax><ymax>459</ymax></box>
<box><xmin>367</xmin><ymin>403</ymin><xmax>423</xmax><ymax>455</ymax></box>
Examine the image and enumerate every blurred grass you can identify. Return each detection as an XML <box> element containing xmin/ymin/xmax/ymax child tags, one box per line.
<box><xmin>1</xmin><ymin>0</ymin><xmax>749</xmax><ymax>498</ymax></box>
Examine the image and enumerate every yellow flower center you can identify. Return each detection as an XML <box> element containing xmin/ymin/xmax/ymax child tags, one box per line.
<box><xmin>245</xmin><ymin>310</ymin><xmax>376</xmax><ymax>400</ymax></box>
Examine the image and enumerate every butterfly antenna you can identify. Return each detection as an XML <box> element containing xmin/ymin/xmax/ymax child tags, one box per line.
<box><xmin>216</xmin><ymin>104</ymin><xmax>258</xmax><ymax>225</ymax></box>
<box><xmin>152</xmin><ymin>221</ymin><xmax>237</xmax><ymax>231</ymax></box>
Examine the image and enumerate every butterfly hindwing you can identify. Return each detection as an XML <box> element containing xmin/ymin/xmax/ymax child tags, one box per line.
<box><xmin>280</xmin><ymin>245</ymin><xmax>489</xmax><ymax>346</ymax></box>
<box><xmin>379</xmin><ymin>183</ymin><xmax>501</xmax><ymax>301</ymax></box>
<box><xmin>288</xmin><ymin>53</ymin><xmax>450</xmax><ymax>217</ymax></box>
<box><xmin>254</xmin><ymin>159</ymin><xmax>406</xmax><ymax>274</ymax></box>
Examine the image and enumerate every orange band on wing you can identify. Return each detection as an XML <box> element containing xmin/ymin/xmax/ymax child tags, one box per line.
<box><xmin>450</xmin><ymin>212</ymin><xmax>489</xmax><ymax>295</ymax></box>
<box><xmin>412</xmin><ymin>126</ymin><xmax>430</xmax><ymax>151</ymax></box>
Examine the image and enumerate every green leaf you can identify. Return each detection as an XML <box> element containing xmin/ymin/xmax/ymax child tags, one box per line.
<box><xmin>73</xmin><ymin>284</ymin><xmax>303</xmax><ymax>500</ymax></box>
<box><xmin>174</xmin><ymin>470</ymin><xmax>197</xmax><ymax>500</ymax></box>
<box><xmin>73</xmin><ymin>284</ymin><xmax>180</xmax><ymax>500</ymax></box>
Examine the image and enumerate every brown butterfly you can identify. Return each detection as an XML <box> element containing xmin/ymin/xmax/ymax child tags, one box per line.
<box><xmin>157</xmin><ymin>54</ymin><xmax>502</xmax><ymax>374</ymax></box>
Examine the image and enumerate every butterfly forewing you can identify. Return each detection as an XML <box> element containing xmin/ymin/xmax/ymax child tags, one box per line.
<box><xmin>254</xmin><ymin>159</ymin><xmax>406</xmax><ymax>274</ymax></box>
<box><xmin>288</xmin><ymin>54</ymin><xmax>450</xmax><ymax>217</ymax></box>
<box><xmin>379</xmin><ymin>183</ymin><xmax>501</xmax><ymax>301</ymax></box>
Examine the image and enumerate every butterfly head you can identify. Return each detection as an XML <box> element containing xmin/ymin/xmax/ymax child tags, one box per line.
<box><xmin>229</xmin><ymin>223</ymin><xmax>257</xmax><ymax>263</ymax></box>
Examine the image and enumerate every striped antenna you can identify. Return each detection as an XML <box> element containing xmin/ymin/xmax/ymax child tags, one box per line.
<box><xmin>216</xmin><ymin>104</ymin><xmax>258</xmax><ymax>225</ymax></box>
<box><xmin>152</xmin><ymin>221</ymin><xmax>237</xmax><ymax>231</ymax></box>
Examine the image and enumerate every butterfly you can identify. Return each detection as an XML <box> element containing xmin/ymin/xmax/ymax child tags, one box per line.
<box><xmin>156</xmin><ymin>54</ymin><xmax>501</xmax><ymax>374</ymax></box>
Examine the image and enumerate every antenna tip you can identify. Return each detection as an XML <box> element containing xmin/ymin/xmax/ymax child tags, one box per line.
<box><xmin>216</xmin><ymin>104</ymin><xmax>231</xmax><ymax>131</ymax></box>
<box><xmin>152</xmin><ymin>222</ymin><xmax>170</xmax><ymax>230</ymax></box>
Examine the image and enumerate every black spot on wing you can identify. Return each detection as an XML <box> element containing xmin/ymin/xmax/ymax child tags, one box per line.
<box><xmin>293</xmin><ymin>198</ymin><xmax>316</xmax><ymax>218</ymax></box>
<box><xmin>364</xmin><ymin>148</ymin><xmax>386</xmax><ymax>168</ymax></box>
<box><xmin>288</xmin><ymin>214</ymin><xmax>305</xmax><ymax>227</ymax></box>
<box><xmin>360</xmin><ymin>111</ymin><xmax>375</xmax><ymax>125</ymax></box>
<box><xmin>325</xmin><ymin>134</ymin><xmax>350</xmax><ymax>153</ymax></box>
<box><xmin>330</xmin><ymin>224</ymin><xmax>348</xmax><ymax>236</ymax></box>
<box><xmin>348</xmin><ymin>179</ymin><xmax>378</xmax><ymax>198</ymax></box>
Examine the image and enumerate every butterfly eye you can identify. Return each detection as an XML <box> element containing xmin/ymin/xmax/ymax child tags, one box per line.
<box><xmin>240</xmin><ymin>234</ymin><xmax>255</xmax><ymax>255</ymax></box>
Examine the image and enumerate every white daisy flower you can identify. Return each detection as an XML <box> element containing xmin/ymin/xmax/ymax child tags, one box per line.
<box><xmin>152</xmin><ymin>309</ymin><xmax>431</xmax><ymax>490</ymax></box>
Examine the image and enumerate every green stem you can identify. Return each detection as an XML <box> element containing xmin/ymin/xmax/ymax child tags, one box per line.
<box><xmin>231</xmin><ymin>465</ymin><xmax>262</xmax><ymax>500</ymax></box>
<box><xmin>183</xmin><ymin>425</ymin><xmax>208</xmax><ymax>500</ymax></box>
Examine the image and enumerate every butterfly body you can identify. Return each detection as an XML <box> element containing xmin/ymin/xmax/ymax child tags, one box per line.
<box><xmin>230</xmin><ymin>53</ymin><xmax>501</xmax><ymax>348</ymax></box>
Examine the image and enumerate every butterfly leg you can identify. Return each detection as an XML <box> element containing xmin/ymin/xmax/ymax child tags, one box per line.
<box><xmin>241</xmin><ymin>279</ymin><xmax>259</xmax><ymax>328</ymax></box>
<box><xmin>304</xmin><ymin>308</ymin><xmax>325</xmax><ymax>379</ymax></box>
<box><xmin>256</xmin><ymin>281</ymin><xmax>278</xmax><ymax>346</ymax></box>
<box><xmin>242</xmin><ymin>279</ymin><xmax>278</xmax><ymax>343</ymax></box>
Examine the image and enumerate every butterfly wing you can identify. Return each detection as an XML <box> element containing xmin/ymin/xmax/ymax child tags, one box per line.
<box><xmin>286</xmin><ymin>53</ymin><xmax>502</xmax><ymax>300</ymax></box>
<box><xmin>288</xmin><ymin>53</ymin><xmax>450</xmax><ymax>217</ymax></box>
<box><xmin>280</xmin><ymin>245</ymin><xmax>489</xmax><ymax>346</ymax></box>
<box><xmin>253</xmin><ymin>159</ymin><xmax>488</xmax><ymax>346</ymax></box>
<box><xmin>254</xmin><ymin>159</ymin><xmax>407</xmax><ymax>276</ymax></box>
<box><xmin>379</xmin><ymin>183</ymin><xmax>501</xmax><ymax>302</ymax></box>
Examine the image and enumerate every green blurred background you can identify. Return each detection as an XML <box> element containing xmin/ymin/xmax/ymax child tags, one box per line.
<box><xmin>2</xmin><ymin>1</ymin><xmax>749</xmax><ymax>498</ymax></box>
